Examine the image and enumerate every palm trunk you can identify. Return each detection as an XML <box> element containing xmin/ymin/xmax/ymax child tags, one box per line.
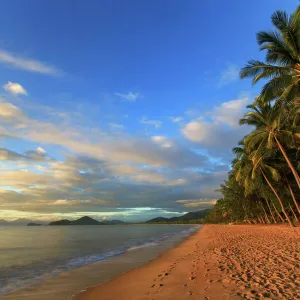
<box><xmin>260</xmin><ymin>167</ymin><xmax>295</xmax><ymax>227</ymax></box>
<box><xmin>289</xmin><ymin>203</ymin><xmax>299</xmax><ymax>222</ymax></box>
<box><xmin>261</xmin><ymin>203</ymin><xmax>271</xmax><ymax>224</ymax></box>
<box><xmin>287</xmin><ymin>181</ymin><xmax>300</xmax><ymax>215</ymax></box>
<box><xmin>265</xmin><ymin>199</ymin><xmax>277</xmax><ymax>223</ymax></box>
<box><xmin>274</xmin><ymin>136</ymin><xmax>300</xmax><ymax>189</ymax></box>
<box><xmin>272</xmin><ymin>202</ymin><xmax>285</xmax><ymax>223</ymax></box>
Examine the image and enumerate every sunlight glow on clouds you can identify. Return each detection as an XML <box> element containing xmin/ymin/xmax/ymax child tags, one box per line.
<box><xmin>213</xmin><ymin>97</ymin><xmax>249</xmax><ymax>127</ymax></box>
<box><xmin>3</xmin><ymin>82</ymin><xmax>27</xmax><ymax>95</ymax></box>
<box><xmin>182</xmin><ymin>98</ymin><xmax>249</xmax><ymax>148</ymax></box>
<box><xmin>0</xmin><ymin>94</ymin><xmax>239</xmax><ymax>221</ymax></box>
<box><xmin>176</xmin><ymin>199</ymin><xmax>217</xmax><ymax>207</ymax></box>
<box><xmin>151</xmin><ymin>136</ymin><xmax>172</xmax><ymax>148</ymax></box>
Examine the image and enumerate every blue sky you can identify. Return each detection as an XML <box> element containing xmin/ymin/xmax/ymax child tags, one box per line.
<box><xmin>0</xmin><ymin>0</ymin><xmax>297</xmax><ymax>222</ymax></box>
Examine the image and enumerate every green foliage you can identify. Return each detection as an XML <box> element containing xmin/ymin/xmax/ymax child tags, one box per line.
<box><xmin>206</xmin><ymin>5</ymin><xmax>300</xmax><ymax>226</ymax></box>
<box><xmin>240</xmin><ymin>5</ymin><xmax>300</xmax><ymax>107</ymax></box>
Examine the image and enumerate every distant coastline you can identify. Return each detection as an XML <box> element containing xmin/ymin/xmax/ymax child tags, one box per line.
<box><xmin>0</xmin><ymin>209</ymin><xmax>211</xmax><ymax>227</ymax></box>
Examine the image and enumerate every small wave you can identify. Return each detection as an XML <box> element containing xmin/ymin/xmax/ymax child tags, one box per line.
<box><xmin>0</xmin><ymin>225</ymin><xmax>200</xmax><ymax>296</ymax></box>
<box><xmin>127</xmin><ymin>242</ymin><xmax>158</xmax><ymax>251</ymax></box>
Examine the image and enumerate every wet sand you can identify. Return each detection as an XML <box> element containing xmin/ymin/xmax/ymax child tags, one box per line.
<box><xmin>78</xmin><ymin>225</ymin><xmax>300</xmax><ymax>300</ymax></box>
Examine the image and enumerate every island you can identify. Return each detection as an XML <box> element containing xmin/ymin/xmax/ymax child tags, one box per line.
<box><xmin>48</xmin><ymin>216</ymin><xmax>124</xmax><ymax>226</ymax></box>
<box><xmin>27</xmin><ymin>223</ymin><xmax>42</xmax><ymax>226</ymax></box>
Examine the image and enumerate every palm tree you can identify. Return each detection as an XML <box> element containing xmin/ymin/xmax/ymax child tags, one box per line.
<box><xmin>240</xmin><ymin>102</ymin><xmax>300</xmax><ymax>189</ymax></box>
<box><xmin>240</xmin><ymin>6</ymin><xmax>300</xmax><ymax>107</ymax></box>
<box><xmin>250</xmin><ymin>149</ymin><xmax>295</xmax><ymax>227</ymax></box>
<box><xmin>232</xmin><ymin>143</ymin><xmax>278</xmax><ymax>224</ymax></box>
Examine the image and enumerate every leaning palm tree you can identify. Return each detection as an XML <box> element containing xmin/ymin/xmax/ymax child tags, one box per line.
<box><xmin>232</xmin><ymin>143</ymin><xmax>277</xmax><ymax>224</ymax></box>
<box><xmin>240</xmin><ymin>102</ymin><xmax>300</xmax><ymax>188</ymax></box>
<box><xmin>249</xmin><ymin>149</ymin><xmax>295</xmax><ymax>227</ymax></box>
<box><xmin>240</xmin><ymin>6</ymin><xmax>300</xmax><ymax>107</ymax></box>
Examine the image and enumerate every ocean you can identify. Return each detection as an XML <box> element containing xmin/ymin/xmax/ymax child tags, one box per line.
<box><xmin>0</xmin><ymin>224</ymin><xmax>199</xmax><ymax>298</ymax></box>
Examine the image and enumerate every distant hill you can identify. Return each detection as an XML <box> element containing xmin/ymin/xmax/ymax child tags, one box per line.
<box><xmin>0</xmin><ymin>218</ymin><xmax>47</xmax><ymax>226</ymax></box>
<box><xmin>0</xmin><ymin>219</ymin><xmax>9</xmax><ymax>225</ymax></box>
<box><xmin>146</xmin><ymin>209</ymin><xmax>212</xmax><ymax>224</ymax></box>
<box><xmin>48</xmin><ymin>216</ymin><xmax>124</xmax><ymax>226</ymax></box>
<box><xmin>10</xmin><ymin>218</ymin><xmax>33</xmax><ymax>225</ymax></box>
<box><xmin>27</xmin><ymin>223</ymin><xmax>42</xmax><ymax>226</ymax></box>
<box><xmin>102</xmin><ymin>220</ymin><xmax>125</xmax><ymax>225</ymax></box>
<box><xmin>146</xmin><ymin>217</ymin><xmax>169</xmax><ymax>223</ymax></box>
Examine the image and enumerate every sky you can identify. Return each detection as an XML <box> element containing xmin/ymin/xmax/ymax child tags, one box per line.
<box><xmin>0</xmin><ymin>0</ymin><xmax>297</xmax><ymax>222</ymax></box>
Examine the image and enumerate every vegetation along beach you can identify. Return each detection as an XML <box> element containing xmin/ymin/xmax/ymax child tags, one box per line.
<box><xmin>0</xmin><ymin>1</ymin><xmax>299</xmax><ymax>300</ymax></box>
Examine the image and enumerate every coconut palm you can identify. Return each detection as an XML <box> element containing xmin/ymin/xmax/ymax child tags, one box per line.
<box><xmin>205</xmin><ymin>5</ymin><xmax>300</xmax><ymax>226</ymax></box>
<box><xmin>240</xmin><ymin>6</ymin><xmax>300</xmax><ymax>107</ymax></box>
<box><xmin>232</xmin><ymin>143</ymin><xmax>277</xmax><ymax>224</ymax></box>
<box><xmin>240</xmin><ymin>102</ymin><xmax>300</xmax><ymax>188</ymax></box>
<box><xmin>250</xmin><ymin>149</ymin><xmax>295</xmax><ymax>227</ymax></box>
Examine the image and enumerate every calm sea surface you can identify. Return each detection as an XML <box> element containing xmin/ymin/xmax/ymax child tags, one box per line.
<box><xmin>0</xmin><ymin>225</ymin><xmax>198</xmax><ymax>296</ymax></box>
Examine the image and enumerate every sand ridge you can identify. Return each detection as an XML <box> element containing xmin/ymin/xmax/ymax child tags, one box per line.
<box><xmin>78</xmin><ymin>224</ymin><xmax>300</xmax><ymax>300</ymax></box>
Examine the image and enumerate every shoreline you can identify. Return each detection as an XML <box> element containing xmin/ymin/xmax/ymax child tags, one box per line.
<box><xmin>0</xmin><ymin>225</ymin><xmax>199</xmax><ymax>300</ymax></box>
<box><xmin>78</xmin><ymin>224</ymin><xmax>300</xmax><ymax>300</ymax></box>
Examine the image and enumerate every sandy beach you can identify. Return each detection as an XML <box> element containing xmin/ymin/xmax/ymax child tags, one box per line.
<box><xmin>78</xmin><ymin>224</ymin><xmax>300</xmax><ymax>300</ymax></box>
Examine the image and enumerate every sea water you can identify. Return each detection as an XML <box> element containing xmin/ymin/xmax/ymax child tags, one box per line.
<box><xmin>0</xmin><ymin>225</ymin><xmax>198</xmax><ymax>296</ymax></box>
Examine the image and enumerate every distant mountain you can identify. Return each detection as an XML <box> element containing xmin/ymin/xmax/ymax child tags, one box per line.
<box><xmin>102</xmin><ymin>220</ymin><xmax>125</xmax><ymax>225</ymax></box>
<box><xmin>27</xmin><ymin>223</ymin><xmax>42</xmax><ymax>226</ymax></box>
<box><xmin>146</xmin><ymin>209</ymin><xmax>212</xmax><ymax>224</ymax></box>
<box><xmin>10</xmin><ymin>218</ymin><xmax>33</xmax><ymax>225</ymax></box>
<box><xmin>0</xmin><ymin>219</ymin><xmax>9</xmax><ymax>225</ymax></box>
<box><xmin>146</xmin><ymin>217</ymin><xmax>169</xmax><ymax>223</ymax></box>
<box><xmin>0</xmin><ymin>219</ymin><xmax>47</xmax><ymax>226</ymax></box>
<box><xmin>48</xmin><ymin>216</ymin><xmax>124</xmax><ymax>226</ymax></box>
<box><xmin>72</xmin><ymin>216</ymin><xmax>102</xmax><ymax>225</ymax></box>
<box><xmin>0</xmin><ymin>218</ymin><xmax>38</xmax><ymax>226</ymax></box>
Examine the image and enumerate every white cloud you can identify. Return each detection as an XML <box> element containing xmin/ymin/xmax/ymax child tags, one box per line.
<box><xmin>3</xmin><ymin>82</ymin><xmax>27</xmax><ymax>95</ymax></box>
<box><xmin>213</xmin><ymin>97</ymin><xmax>249</xmax><ymax>127</ymax></box>
<box><xmin>0</xmin><ymin>49</ymin><xmax>62</xmax><ymax>76</ymax></box>
<box><xmin>0</xmin><ymin>101</ymin><xmax>24</xmax><ymax>118</ymax></box>
<box><xmin>217</xmin><ymin>64</ymin><xmax>239</xmax><ymax>88</ymax></box>
<box><xmin>151</xmin><ymin>136</ymin><xmax>172</xmax><ymax>148</ymax></box>
<box><xmin>169</xmin><ymin>116</ymin><xmax>183</xmax><ymax>123</ymax></box>
<box><xmin>182</xmin><ymin>98</ymin><xmax>249</xmax><ymax>148</ymax></box>
<box><xmin>115</xmin><ymin>92</ymin><xmax>141</xmax><ymax>102</ymax></box>
<box><xmin>37</xmin><ymin>147</ymin><xmax>46</xmax><ymax>154</ymax></box>
<box><xmin>0</xmin><ymin>101</ymin><xmax>206</xmax><ymax>168</ymax></box>
<box><xmin>176</xmin><ymin>199</ymin><xmax>217</xmax><ymax>208</ymax></box>
<box><xmin>140</xmin><ymin>117</ymin><xmax>162</xmax><ymax>128</ymax></box>
<box><xmin>53</xmin><ymin>199</ymin><xmax>91</xmax><ymax>206</ymax></box>
<box><xmin>182</xmin><ymin>121</ymin><xmax>217</xmax><ymax>144</ymax></box>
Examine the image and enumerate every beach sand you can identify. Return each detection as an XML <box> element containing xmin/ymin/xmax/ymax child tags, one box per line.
<box><xmin>78</xmin><ymin>224</ymin><xmax>300</xmax><ymax>300</ymax></box>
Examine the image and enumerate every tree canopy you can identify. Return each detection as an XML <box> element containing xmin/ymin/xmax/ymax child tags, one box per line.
<box><xmin>205</xmin><ymin>5</ymin><xmax>300</xmax><ymax>227</ymax></box>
